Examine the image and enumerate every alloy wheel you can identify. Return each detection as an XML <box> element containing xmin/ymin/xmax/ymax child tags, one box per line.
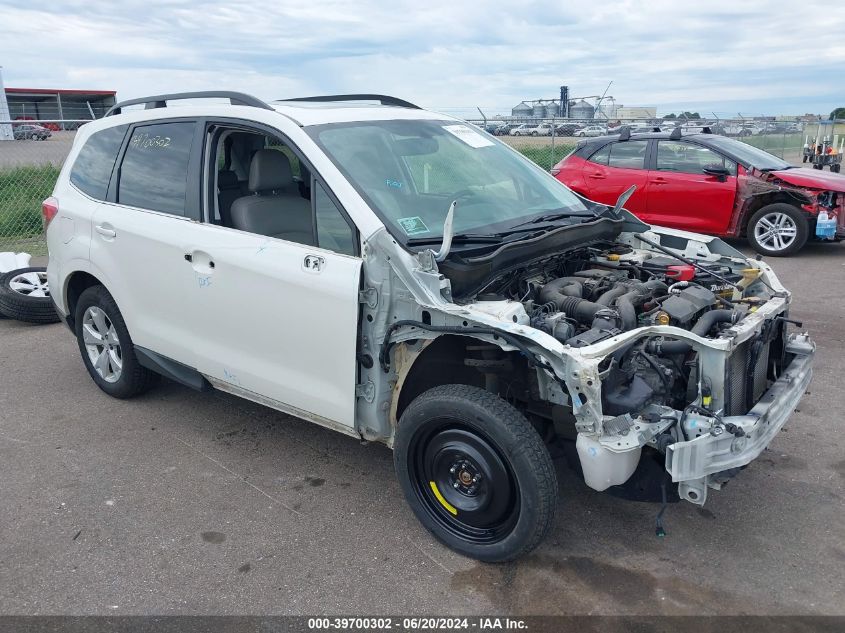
<box><xmin>82</xmin><ymin>306</ymin><xmax>123</xmax><ymax>383</ymax></box>
<box><xmin>9</xmin><ymin>270</ymin><xmax>50</xmax><ymax>298</ymax></box>
<box><xmin>754</xmin><ymin>212</ymin><xmax>797</xmax><ymax>253</ymax></box>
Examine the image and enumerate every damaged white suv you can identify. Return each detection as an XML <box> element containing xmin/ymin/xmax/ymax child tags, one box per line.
<box><xmin>46</xmin><ymin>92</ymin><xmax>814</xmax><ymax>561</ymax></box>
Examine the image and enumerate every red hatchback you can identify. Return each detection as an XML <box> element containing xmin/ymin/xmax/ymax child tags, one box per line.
<box><xmin>553</xmin><ymin>130</ymin><xmax>845</xmax><ymax>256</ymax></box>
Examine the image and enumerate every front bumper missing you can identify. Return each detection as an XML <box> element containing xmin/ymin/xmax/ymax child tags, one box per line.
<box><xmin>665</xmin><ymin>333</ymin><xmax>814</xmax><ymax>504</ymax></box>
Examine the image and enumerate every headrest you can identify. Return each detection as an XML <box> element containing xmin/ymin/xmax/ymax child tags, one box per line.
<box><xmin>248</xmin><ymin>149</ymin><xmax>294</xmax><ymax>192</ymax></box>
<box><xmin>217</xmin><ymin>170</ymin><xmax>239</xmax><ymax>189</ymax></box>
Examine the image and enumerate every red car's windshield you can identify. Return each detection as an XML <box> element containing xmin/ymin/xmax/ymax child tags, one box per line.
<box><xmin>705</xmin><ymin>136</ymin><xmax>792</xmax><ymax>171</ymax></box>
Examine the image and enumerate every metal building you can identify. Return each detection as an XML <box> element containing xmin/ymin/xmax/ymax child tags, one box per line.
<box><xmin>3</xmin><ymin>87</ymin><xmax>117</xmax><ymax>129</ymax></box>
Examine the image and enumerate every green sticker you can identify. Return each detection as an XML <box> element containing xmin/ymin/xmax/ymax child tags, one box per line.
<box><xmin>397</xmin><ymin>216</ymin><xmax>430</xmax><ymax>235</ymax></box>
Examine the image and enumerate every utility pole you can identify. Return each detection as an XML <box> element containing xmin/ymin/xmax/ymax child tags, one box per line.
<box><xmin>0</xmin><ymin>66</ymin><xmax>14</xmax><ymax>141</ymax></box>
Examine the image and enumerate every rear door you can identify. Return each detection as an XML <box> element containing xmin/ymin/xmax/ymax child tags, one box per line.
<box><xmin>580</xmin><ymin>140</ymin><xmax>650</xmax><ymax>214</ymax></box>
<box><xmin>89</xmin><ymin>119</ymin><xmax>203</xmax><ymax>367</ymax></box>
<box><xmin>645</xmin><ymin>140</ymin><xmax>737</xmax><ymax>233</ymax></box>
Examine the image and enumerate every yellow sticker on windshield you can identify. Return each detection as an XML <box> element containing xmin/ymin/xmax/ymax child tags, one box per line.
<box><xmin>429</xmin><ymin>481</ymin><xmax>458</xmax><ymax>515</ymax></box>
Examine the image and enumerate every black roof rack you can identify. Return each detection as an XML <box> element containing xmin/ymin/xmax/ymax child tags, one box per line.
<box><xmin>105</xmin><ymin>91</ymin><xmax>273</xmax><ymax>116</ymax></box>
<box><xmin>278</xmin><ymin>94</ymin><xmax>421</xmax><ymax>109</ymax></box>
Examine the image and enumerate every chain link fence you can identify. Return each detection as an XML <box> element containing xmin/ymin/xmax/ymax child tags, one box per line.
<box><xmin>0</xmin><ymin>121</ymin><xmax>82</xmax><ymax>256</ymax></box>
<box><xmin>0</xmin><ymin>115</ymin><xmax>841</xmax><ymax>257</ymax></box>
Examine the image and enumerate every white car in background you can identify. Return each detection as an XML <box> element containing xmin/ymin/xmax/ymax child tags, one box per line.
<box><xmin>576</xmin><ymin>124</ymin><xmax>607</xmax><ymax>137</ymax></box>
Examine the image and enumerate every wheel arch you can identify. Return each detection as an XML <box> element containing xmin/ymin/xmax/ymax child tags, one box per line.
<box><xmin>64</xmin><ymin>270</ymin><xmax>107</xmax><ymax>330</ymax></box>
<box><xmin>391</xmin><ymin>334</ymin><xmax>530</xmax><ymax>426</ymax></box>
<box><xmin>739</xmin><ymin>191</ymin><xmax>811</xmax><ymax>236</ymax></box>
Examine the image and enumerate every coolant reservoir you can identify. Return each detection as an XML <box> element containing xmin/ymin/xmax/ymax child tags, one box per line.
<box><xmin>576</xmin><ymin>434</ymin><xmax>641</xmax><ymax>491</ymax></box>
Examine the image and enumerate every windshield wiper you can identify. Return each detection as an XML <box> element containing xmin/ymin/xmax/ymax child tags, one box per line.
<box><xmin>406</xmin><ymin>233</ymin><xmax>503</xmax><ymax>246</ymax></box>
<box><xmin>759</xmin><ymin>165</ymin><xmax>794</xmax><ymax>172</ymax></box>
<box><xmin>505</xmin><ymin>210</ymin><xmax>595</xmax><ymax>230</ymax></box>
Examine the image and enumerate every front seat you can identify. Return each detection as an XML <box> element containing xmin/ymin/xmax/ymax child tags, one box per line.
<box><xmin>230</xmin><ymin>149</ymin><xmax>314</xmax><ymax>245</ymax></box>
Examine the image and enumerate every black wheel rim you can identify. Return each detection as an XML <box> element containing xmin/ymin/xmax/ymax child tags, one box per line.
<box><xmin>409</xmin><ymin>419</ymin><xmax>520</xmax><ymax>544</ymax></box>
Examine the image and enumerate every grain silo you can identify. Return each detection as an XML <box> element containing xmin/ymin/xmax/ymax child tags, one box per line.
<box><xmin>511</xmin><ymin>101</ymin><xmax>532</xmax><ymax>120</ymax></box>
<box><xmin>570</xmin><ymin>99</ymin><xmax>595</xmax><ymax>120</ymax></box>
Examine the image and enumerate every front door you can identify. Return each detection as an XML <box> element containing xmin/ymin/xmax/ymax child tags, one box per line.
<box><xmin>185</xmin><ymin>225</ymin><xmax>362</xmax><ymax>427</ymax></box>
<box><xmin>644</xmin><ymin>140</ymin><xmax>738</xmax><ymax>234</ymax></box>
<box><xmin>188</xmin><ymin>123</ymin><xmax>363</xmax><ymax>428</ymax></box>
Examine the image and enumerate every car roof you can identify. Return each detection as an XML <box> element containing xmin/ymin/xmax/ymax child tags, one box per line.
<box><xmin>269</xmin><ymin>101</ymin><xmax>452</xmax><ymax>126</ymax></box>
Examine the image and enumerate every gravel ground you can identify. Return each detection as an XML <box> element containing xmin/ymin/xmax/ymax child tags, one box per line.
<box><xmin>0</xmin><ymin>244</ymin><xmax>843</xmax><ymax>616</ymax></box>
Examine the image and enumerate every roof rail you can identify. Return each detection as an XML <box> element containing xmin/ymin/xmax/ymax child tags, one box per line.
<box><xmin>278</xmin><ymin>94</ymin><xmax>421</xmax><ymax>109</ymax></box>
<box><xmin>105</xmin><ymin>91</ymin><xmax>273</xmax><ymax>116</ymax></box>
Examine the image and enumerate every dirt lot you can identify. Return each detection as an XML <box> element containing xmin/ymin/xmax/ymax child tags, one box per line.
<box><xmin>1</xmin><ymin>243</ymin><xmax>844</xmax><ymax>616</ymax></box>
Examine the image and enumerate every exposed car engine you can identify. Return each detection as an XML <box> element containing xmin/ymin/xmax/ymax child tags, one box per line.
<box><xmin>475</xmin><ymin>240</ymin><xmax>774</xmax><ymax>421</ymax></box>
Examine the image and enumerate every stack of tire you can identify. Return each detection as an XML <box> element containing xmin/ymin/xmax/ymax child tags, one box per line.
<box><xmin>0</xmin><ymin>267</ymin><xmax>61</xmax><ymax>324</ymax></box>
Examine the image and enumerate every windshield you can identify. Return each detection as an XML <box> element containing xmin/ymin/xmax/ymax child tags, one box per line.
<box><xmin>307</xmin><ymin>119</ymin><xmax>590</xmax><ymax>241</ymax></box>
<box><xmin>704</xmin><ymin>135</ymin><xmax>791</xmax><ymax>171</ymax></box>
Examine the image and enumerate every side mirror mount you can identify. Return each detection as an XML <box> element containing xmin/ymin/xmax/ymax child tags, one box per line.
<box><xmin>703</xmin><ymin>166</ymin><xmax>730</xmax><ymax>182</ymax></box>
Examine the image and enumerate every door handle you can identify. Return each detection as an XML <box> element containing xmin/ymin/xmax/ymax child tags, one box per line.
<box><xmin>587</xmin><ymin>172</ymin><xmax>606</xmax><ymax>179</ymax></box>
<box><xmin>651</xmin><ymin>177</ymin><xmax>669</xmax><ymax>184</ymax></box>
<box><xmin>95</xmin><ymin>225</ymin><xmax>116</xmax><ymax>238</ymax></box>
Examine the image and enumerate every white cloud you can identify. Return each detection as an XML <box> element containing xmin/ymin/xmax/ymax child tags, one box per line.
<box><xmin>1</xmin><ymin>0</ymin><xmax>843</xmax><ymax>115</ymax></box>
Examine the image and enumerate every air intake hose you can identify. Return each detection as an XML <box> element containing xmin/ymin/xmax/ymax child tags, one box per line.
<box><xmin>538</xmin><ymin>277</ymin><xmax>586</xmax><ymax>304</ymax></box>
<box><xmin>649</xmin><ymin>309</ymin><xmax>738</xmax><ymax>355</ymax></box>
<box><xmin>613</xmin><ymin>279</ymin><xmax>668</xmax><ymax>330</ymax></box>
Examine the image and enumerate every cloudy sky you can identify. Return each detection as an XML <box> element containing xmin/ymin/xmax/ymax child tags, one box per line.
<box><xmin>1</xmin><ymin>0</ymin><xmax>843</xmax><ymax>118</ymax></box>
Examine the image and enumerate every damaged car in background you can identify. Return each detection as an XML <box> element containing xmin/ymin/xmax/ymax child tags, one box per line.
<box><xmin>47</xmin><ymin>93</ymin><xmax>814</xmax><ymax>562</ymax></box>
<box><xmin>553</xmin><ymin>127</ymin><xmax>845</xmax><ymax>256</ymax></box>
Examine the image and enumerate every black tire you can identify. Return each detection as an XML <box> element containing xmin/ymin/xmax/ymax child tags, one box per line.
<box><xmin>746</xmin><ymin>203</ymin><xmax>808</xmax><ymax>257</ymax></box>
<box><xmin>74</xmin><ymin>285</ymin><xmax>159</xmax><ymax>399</ymax></box>
<box><xmin>394</xmin><ymin>384</ymin><xmax>557</xmax><ymax>562</ymax></box>
<box><xmin>0</xmin><ymin>267</ymin><xmax>61</xmax><ymax>324</ymax></box>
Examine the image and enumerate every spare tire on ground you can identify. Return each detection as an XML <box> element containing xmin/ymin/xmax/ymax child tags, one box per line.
<box><xmin>0</xmin><ymin>267</ymin><xmax>61</xmax><ymax>324</ymax></box>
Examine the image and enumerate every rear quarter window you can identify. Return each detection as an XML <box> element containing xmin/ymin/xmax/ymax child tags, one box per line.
<box><xmin>69</xmin><ymin>125</ymin><xmax>128</xmax><ymax>200</ymax></box>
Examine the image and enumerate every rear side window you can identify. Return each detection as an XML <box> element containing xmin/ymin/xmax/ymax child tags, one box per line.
<box><xmin>118</xmin><ymin>122</ymin><xmax>196</xmax><ymax>215</ymax></box>
<box><xmin>607</xmin><ymin>140</ymin><xmax>648</xmax><ymax>169</ymax></box>
<box><xmin>69</xmin><ymin>125</ymin><xmax>128</xmax><ymax>200</ymax></box>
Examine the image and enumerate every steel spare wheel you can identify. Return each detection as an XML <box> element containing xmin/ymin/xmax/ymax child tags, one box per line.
<box><xmin>0</xmin><ymin>267</ymin><xmax>61</xmax><ymax>324</ymax></box>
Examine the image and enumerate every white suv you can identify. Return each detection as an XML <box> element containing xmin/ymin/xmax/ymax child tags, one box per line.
<box><xmin>46</xmin><ymin>92</ymin><xmax>813</xmax><ymax>561</ymax></box>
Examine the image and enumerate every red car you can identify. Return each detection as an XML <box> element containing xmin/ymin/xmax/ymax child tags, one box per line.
<box><xmin>553</xmin><ymin>130</ymin><xmax>845</xmax><ymax>256</ymax></box>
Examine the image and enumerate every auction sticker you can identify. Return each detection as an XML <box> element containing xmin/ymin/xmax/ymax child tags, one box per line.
<box><xmin>442</xmin><ymin>124</ymin><xmax>494</xmax><ymax>148</ymax></box>
<box><xmin>397</xmin><ymin>216</ymin><xmax>430</xmax><ymax>235</ymax></box>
